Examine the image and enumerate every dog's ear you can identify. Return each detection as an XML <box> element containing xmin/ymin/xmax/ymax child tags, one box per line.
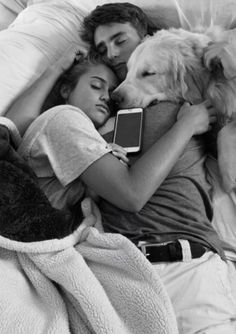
<box><xmin>170</xmin><ymin>62</ymin><xmax>204</xmax><ymax>104</ymax></box>
<box><xmin>182</xmin><ymin>72</ymin><xmax>205</xmax><ymax>104</ymax></box>
<box><xmin>175</xmin><ymin>39</ymin><xmax>206</xmax><ymax>104</ymax></box>
<box><xmin>168</xmin><ymin>55</ymin><xmax>188</xmax><ymax>101</ymax></box>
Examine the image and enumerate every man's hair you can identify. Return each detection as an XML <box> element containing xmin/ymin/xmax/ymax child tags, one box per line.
<box><xmin>81</xmin><ymin>2</ymin><xmax>158</xmax><ymax>47</ymax></box>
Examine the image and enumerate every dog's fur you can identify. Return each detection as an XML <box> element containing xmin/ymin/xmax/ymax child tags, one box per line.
<box><xmin>113</xmin><ymin>27</ymin><xmax>236</xmax><ymax>124</ymax></box>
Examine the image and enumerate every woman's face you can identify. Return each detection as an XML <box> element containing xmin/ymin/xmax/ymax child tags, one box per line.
<box><xmin>67</xmin><ymin>64</ymin><xmax>118</xmax><ymax>128</ymax></box>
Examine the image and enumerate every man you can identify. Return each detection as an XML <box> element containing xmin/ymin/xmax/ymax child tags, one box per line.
<box><xmin>81</xmin><ymin>3</ymin><xmax>236</xmax><ymax>334</ymax></box>
<box><xmin>81</xmin><ymin>2</ymin><xmax>159</xmax><ymax>82</ymax></box>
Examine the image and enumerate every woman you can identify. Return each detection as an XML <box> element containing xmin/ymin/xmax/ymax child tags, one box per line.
<box><xmin>6</xmin><ymin>48</ymin><xmax>215</xmax><ymax>226</ymax></box>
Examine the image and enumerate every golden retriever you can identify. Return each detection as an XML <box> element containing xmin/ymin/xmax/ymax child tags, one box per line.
<box><xmin>113</xmin><ymin>27</ymin><xmax>236</xmax><ymax>124</ymax></box>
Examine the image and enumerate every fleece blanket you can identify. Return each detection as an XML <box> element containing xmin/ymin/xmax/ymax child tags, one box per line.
<box><xmin>0</xmin><ymin>197</ymin><xmax>178</xmax><ymax>334</ymax></box>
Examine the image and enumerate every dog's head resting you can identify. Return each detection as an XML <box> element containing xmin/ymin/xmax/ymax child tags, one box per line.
<box><xmin>112</xmin><ymin>28</ymin><xmax>212</xmax><ymax>109</ymax></box>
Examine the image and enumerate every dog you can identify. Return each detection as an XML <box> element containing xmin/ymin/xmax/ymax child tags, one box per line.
<box><xmin>112</xmin><ymin>27</ymin><xmax>236</xmax><ymax>125</ymax></box>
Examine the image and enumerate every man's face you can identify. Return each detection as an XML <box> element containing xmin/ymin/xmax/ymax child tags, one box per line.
<box><xmin>94</xmin><ymin>22</ymin><xmax>142</xmax><ymax>81</ymax></box>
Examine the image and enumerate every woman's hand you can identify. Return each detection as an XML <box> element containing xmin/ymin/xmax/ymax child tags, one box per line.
<box><xmin>177</xmin><ymin>101</ymin><xmax>217</xmax><ymax>136</ymax></box>
<box><xmin>107</xmin><ymin>143</ymin><xmax>129</xmax><ymax>165</ymax></box>
<box><xmin>53</xmin><ymin>44</ymin><xmax>88</xmax><ymax>74</ymax></box>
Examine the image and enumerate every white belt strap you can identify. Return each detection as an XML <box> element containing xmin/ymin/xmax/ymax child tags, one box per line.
<box><xmin>178</xmin><ymin>239</ymin><xmax>192</xmax><ymax>262</ymax></box>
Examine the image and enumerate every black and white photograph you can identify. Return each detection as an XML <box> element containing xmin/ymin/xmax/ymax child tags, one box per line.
<box><xmin>0</xmin><ymin>1</ymin><xmax>236</xmax><ymax>333</ymax></box>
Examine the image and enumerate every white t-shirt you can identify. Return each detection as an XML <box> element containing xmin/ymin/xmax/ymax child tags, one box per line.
<box><xmin>18</xmin><ymin>105</ymin><xmax>111</xmax><ymax>215</ymax></box>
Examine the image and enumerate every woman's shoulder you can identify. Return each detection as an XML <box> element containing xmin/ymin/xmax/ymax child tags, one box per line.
<box><xmin>50</xmin><ymin>103</ymin><xmax>97</xmax><ymax>129</ymax></box>
<box><xmin>42</xmin><ymin>105</ymin><xmax>91</xmax><ymax>123</ymax></box>
<box><xmin>19</xmin><ymin>105</ymin><xmax>95</xmax><ymax>152</ymax></box>
<box><xmin>25</xmin><ymin>105</ymin><xmax>93</xmax><ymax>135</ymax></box>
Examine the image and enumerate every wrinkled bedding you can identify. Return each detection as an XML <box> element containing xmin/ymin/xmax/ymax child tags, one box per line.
<box><xmin>0</xmin><ymin>197</ymin><xmax>178</xmax><ymax>334</ymax></box>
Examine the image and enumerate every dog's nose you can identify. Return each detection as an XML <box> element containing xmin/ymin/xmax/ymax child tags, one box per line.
<box><xmin>111</xmin><ymin>91</ymin><xmax>124</xmax><ymax>106</ymax></box>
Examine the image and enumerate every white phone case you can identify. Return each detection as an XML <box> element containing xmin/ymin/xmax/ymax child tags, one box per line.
<box><xmin>113</xmin><ymin>108</ymin><xmax>143</xmax><ymax>153</ymax></box>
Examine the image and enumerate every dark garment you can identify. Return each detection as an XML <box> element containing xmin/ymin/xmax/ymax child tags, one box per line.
<box><xmin>0</xmin><ymin>125</ymin><xmax>74</xmax><ymax>242</ymax></box>
<box><xmin>102</xmin><ymin>102</ymin><xmax>224</xmax><ymax>258</ymax></box>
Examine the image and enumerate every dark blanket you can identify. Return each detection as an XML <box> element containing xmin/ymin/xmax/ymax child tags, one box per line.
<box><xmin>0</xmin><ymin>125</ymin><xmax>76</xmax><ymax>242</ymax></box>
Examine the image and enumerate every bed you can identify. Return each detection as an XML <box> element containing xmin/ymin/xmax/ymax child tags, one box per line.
<box><xmin>0</xmin><ymin>0</ymin><xmax>236</xmax><ymax>333</ymax></box>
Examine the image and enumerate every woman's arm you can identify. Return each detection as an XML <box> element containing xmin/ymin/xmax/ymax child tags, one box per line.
<box><xmin>5</xmin><ymin>46</ymin><xmax>81</xmax><ymax>136</ymax></box>
<box><xmin>6</xmin><ymin>67</ymin><xmax>61</xmax><ymax>136</ymax></box>
<box><xmin>81</xmin><ymin>102</ymin><xmax>216</xmax><ymax>211</ymax></box>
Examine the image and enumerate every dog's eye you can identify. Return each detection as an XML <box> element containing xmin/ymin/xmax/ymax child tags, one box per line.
<box><xmin>142</xmin><ymin>71</ymin><xmax>156</xmax><ymax>77</ymax></box>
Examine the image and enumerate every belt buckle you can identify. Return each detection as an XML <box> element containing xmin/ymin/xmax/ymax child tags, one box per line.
<box><xmin>138</xmin><ymin>241</ymin><xmax>172</xmax><ymax>258</ymax></box>
<box><xmin>138</xmin><ymin>241</ymin><xmax>150</xmax><ymax>257</ymax></box>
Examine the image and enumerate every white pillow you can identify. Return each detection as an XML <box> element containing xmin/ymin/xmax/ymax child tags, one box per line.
<box><xmin>0</xmin><ymin>0</ymin><xmax>26</xmax><ymax>31</ymax></box>
<box><xmin>0</xmin><ymin>5</ymin><xmax>17</xmax><ymax>31</ymax></box>
<box><xmin>0</xmin><ymin>0</ymin><xmax>26</xmax><ymax>16</ymax></box>
<box><xmin>0</xmin><ymin>0</ymin><xmax>94</xmax><ymax>114</ymax></box>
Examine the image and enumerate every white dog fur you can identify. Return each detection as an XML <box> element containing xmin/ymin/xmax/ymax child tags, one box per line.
<box><xmin>113</xmin><ymin>27</ymin><xmax>236</xmax><ymax>124</ymax></box>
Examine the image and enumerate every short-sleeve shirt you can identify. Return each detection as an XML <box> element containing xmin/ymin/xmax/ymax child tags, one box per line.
<box><xmin>18</xmin><ymin>105</ymin><xmax>111</xmax><ymax>219</ymax></box>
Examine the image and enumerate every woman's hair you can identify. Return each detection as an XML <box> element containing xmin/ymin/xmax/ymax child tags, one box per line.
<box><xmin>81</xmin><ymin>2</ymin><xmax>158</xmax><ymax>47</ymax></box>
<box><xmin>42</xmin><ymin>53</ymin><xmax>109</xmax><ymax>112</ymax></box>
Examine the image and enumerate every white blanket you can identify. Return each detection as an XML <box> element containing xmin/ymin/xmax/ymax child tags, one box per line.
<box><xmin>0</xmin><ymin>198</ymin><xmax>178</xmax><ymax>334</ymax></box>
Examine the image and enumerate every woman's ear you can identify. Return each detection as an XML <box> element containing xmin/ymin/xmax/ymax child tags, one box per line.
<box><xmin>60</xmin><ymin>84</ymin><xmax>71</xmax><ymax>101</ymax></box>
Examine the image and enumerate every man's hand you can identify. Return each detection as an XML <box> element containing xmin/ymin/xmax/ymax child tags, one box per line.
<box><xmin>177</xmin><ymin>101</ymin><xmax>217</xmax><ymax>136</ymax></box>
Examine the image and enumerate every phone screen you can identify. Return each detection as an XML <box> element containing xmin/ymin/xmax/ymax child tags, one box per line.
<box><xmin>113</xmin><ymin>110</ymin><xmax>143</xmax><ymax>151</ymax></box>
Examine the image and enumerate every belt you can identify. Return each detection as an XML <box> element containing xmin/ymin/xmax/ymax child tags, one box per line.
<box><xmin>138</xmin><ymin>239</ymin><xmax>207</xmax><ymax>263</ymax></box>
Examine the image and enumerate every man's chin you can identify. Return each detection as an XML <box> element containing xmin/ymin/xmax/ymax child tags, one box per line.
<box><xmin>114</xmin><ymin>66</ymin><xmax>127</xmax><ymax>82</ymax></box>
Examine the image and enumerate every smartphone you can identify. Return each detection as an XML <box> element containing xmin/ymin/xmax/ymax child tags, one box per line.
<box><xmin>113</xmin><ymin>108</ymin><xmax>143</xmax><ymax>153</ymax></box>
